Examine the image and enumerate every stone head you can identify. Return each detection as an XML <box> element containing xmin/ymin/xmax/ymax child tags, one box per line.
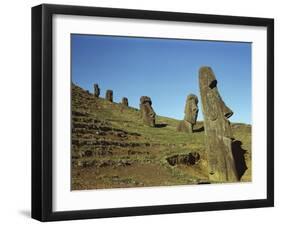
<box><xmin>94</xmin><ymin>84</ymin><xmax>100</xmax><ymax>97</ymax></box>
<box><xmin>140</xmin><ymin>96</ymin><xmax>156</xmax><ymax>127</ymax></box>
<box><xmin>105</xmin><ymin>90</ymin><xmax>113</xmax><ymax>102</ymax></box>
<box><xmin>184</xmin><ymin>94</ymin><xmax>199</xmax><ymax>124</ymax></box>
<box><xmin>199</xmin><ymin>67</ymin><xmax>233</xmax><ymax>121</ymax></box>
<box><xmin>121</xmin><ymin>97</ymin><xmax>129</xmax><ymax>107</ymax></box>
<box><xmin>199</xmin><ymin>66</ymin><xmax>238</xmax><ymax>182</ymax></box>
<box><xmin>199</xmin><ymin>66</ymin><xmax>233</xmax><ymax>137</ymax></box>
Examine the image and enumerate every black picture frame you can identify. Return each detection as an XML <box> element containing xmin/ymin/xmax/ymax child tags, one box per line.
<box><xmin>32</xmin><ymin>3</ymin><xmax>274</xmax><ymax>222</ymax></box>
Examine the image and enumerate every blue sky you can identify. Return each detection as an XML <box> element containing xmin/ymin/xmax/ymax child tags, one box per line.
<box><xmin>71</xmin><ymin>34</ymin><xmax>252</xmax><ymax>124</ymax></box>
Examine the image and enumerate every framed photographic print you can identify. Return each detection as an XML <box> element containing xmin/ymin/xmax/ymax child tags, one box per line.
<box><xmin>32</xmin><ymin>4</ymin><xmax>274</xmax><ymax>221</ymax></box>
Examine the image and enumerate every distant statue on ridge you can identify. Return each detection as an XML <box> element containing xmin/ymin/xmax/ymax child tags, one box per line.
<box><xmin>105</xmin><ymin>90</ymin><xmax>113</xmax><ymax>102</ymax></box>
<box><xmin>121</xmin><ymin>97</ymin><xmax>129</xmax><ymax>107</ymax></box>
<box><xmin>93</xmin><ymin>84</ymin><xmax>100</xmax><ymax>98</ymax></box>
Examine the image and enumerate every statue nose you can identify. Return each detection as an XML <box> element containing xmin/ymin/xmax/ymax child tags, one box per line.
<box><xmin>193</xmin><ymin>107</ymin><xmax>199</xmax><ymax>113</ymax></box>
<box><xmin>150</xmin><ymin>112</ymin><xmax>156</xmax><ymax>117</ymax></box>
<box><xmin>222</xmin><ymin>104</ymin><xmax>233</xmax><ymax>118</ymax></box>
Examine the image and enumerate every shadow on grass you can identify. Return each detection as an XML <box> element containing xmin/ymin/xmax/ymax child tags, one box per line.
<box><xmin>193</xmin><ymin>126</ymin><xmax>204</xmax><ymax>133</ymax></box>
<box><xmin>232</xmin><ymin>140</ymin><xmax>248</xmax><ymax>180</ymax></box>
<box><xmin>155</xmin><ymin>123</ymin><xmax>168</xmax><ymax>128</ymax></box>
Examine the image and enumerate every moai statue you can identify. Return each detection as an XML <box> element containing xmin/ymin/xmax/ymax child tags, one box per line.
<box><xmin>121</xmin><ymin>97</ymin><xmax>129</xmax><ymax>107</ymax></box>
<box><xmin>177</xmin><ymin>94</ymin><xmax>199</xmax><ymax>133</ymax></box>
<box><xmin>199</xmin><ymin>66</ymin><xmax>238</xmax><ymax>183</ymax></box>
<box><xmin>139</xmin><ymin>96</ymin><xmax>156</xmax><ymax>127</ymax></box>
<box><xmin>93</xmin><ymin>84</ymin><xmax>100</xmax><ymax>98</ymax></box>
<box><xmin>105</xmin><ymin>90</ymin><xmax>113</xmax><ymax>102</ymax></box>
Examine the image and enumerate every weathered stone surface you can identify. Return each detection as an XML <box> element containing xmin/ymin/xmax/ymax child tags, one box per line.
<box><xmin>121</xmin><ymin>97</ymin><xmax>129</xmax><ymax>107</ymax></box>
<box><xmin>105</xmin><ymin>90</ymin><xmax>113</xmax><ymax>102</ymax></box>
<box><xmin>139</xmin><ymin>96</ymin><xmax>156</xmax><ymax>127</ymax></box>
<box><xmin>177</xmin><ymin>94</ymin><xmax>198</xmax><ymax>133</ymax></box>
<box><xmin>185</xmin><ymin>94</ymin><xmax>199</xmax><ymax>124</ymax></box>
<box><xmin>93</xmin><ymin>84</ymin><xmax>100</xmax><ymax>97</ymax></box>
<box><xmin>199</xmin><ymin>66</ymin><xmax>238</xmax><ymax>182</ymax></box>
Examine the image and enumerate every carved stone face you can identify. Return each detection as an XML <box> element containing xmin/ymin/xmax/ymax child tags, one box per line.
<box><xmin>184</xmin><ymin>94</ymin><xmax>199</xmax><ymax>125</ymax></box>
<box><xmin>199</xmin><ymin>66</ymin><xmax>238</xmax><ymax>182</ymax></box>
<box><xmin>199</xmin><ymin>67</ymin><xmax>233</xmax><ymax>138</ymax></box>
<box><xmin>105</xmin><ymin>90</ymin><xmax>113</xmax><ymax>102</ymax></box>
<box><xmin>121</xmin><ymin>97</ymin><xmax>128</xmax><ymax>107</ymax></box>
<box><xmin>140</xmin><ymin>96</ymin><xmax>156</xmax><ymax>127</ymax></box>
<box><xmin>94</xmin><ymin>84</ymin><xmax>100</xmax><ymax>97</ymax></box>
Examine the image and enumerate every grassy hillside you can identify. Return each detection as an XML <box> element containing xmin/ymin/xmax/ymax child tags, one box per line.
<box><xmin>71</xmin><ymin>83</ymin><xmax>252</xmax><ymax>190</ymax></box>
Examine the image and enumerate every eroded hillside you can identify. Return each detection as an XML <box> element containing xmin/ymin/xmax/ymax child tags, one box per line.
<box><xmin>71</xmin><ymin>83</ymin><xmax>251</xmax><ymax>190</ymax></box>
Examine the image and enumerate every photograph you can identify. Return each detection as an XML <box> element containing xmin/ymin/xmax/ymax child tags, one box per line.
<box><xmin>70</xmin><ymin>34</ymin><xmax>252</xmax><ymax>190</ymax></box>
<box><xmin>31</xmin><ymin>3</ymin><xmax>274</xmax><ymax>221</ymax></box>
